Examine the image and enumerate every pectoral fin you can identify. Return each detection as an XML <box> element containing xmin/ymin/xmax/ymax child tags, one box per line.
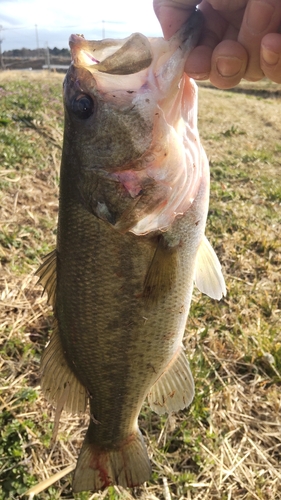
<box><xmin>147</xmin><ymin>346</ymin><xmax>194</xmax><ymax>415</ymax></box>
<box><xmin>36</xmin><ymin>250</ymin><xmax>57</xmax><ymax>307</ymax></box>
<box><xmin>194</xmin><ymin>236</ymin><xmax>226</xmax><ymax>300</ymax></box>
<box><xmin>143</xmin><ymin>236</ymin><xmax>180</xmax><ymax>305</ymax></box>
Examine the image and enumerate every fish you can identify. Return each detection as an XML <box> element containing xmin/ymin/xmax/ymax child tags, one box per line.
<box><xmin>36</xmin><ymin>10</ymin><xmax>226</xmax><ymax>493</ymax></box>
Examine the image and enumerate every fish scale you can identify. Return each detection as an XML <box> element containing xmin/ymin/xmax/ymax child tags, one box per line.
<box><xmin>37</xmin><ymin>10</ymin><xmax>226</xmax><ymax>493</ymax></box>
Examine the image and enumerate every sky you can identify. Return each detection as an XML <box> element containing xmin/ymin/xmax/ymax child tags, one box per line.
<box><xmin>0</xmin><ymin>0</ymin><xmax>162</xmax><ymax>52</ymax></box>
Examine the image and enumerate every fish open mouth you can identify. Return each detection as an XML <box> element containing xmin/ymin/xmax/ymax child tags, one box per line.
<box><xmin>69</xmin><ymin>10</ymin><xmax>203</xmax><ymax>77</ymax></box>
<box><xmin>69</xmin><ymin>32</ymin><xmax>153</xmax><ymax>75</ymax></box>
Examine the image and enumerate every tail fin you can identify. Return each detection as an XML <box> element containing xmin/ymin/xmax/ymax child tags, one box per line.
<box><xmin>72</xmin><ymin>427</ymin><xmax>151</xmax><ymax>492</ymax></box>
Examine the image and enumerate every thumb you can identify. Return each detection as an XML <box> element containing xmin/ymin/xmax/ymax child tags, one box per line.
<box><xmin>153</xmin><ymin>0</ymin><xmax>200</xmax><ymax>39</ymax></box>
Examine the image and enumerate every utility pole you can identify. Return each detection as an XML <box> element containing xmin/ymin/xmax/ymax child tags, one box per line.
<box><xmin>35</xmin><ymin>24</ymin><xmax>39</xmax><ymax>56</ymax></box>
<box><xmin>0</xmin><ymin>25</ymin><xmax>5</xmax><ymax>70</ymax></box>
<box><xmin>45</xmin><ymin>42</ymin><xmax>50</xmax><ymax>70</ymax></box>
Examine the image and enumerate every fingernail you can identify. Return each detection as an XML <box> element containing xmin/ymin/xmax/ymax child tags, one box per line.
<box><xmin>187</xmin><ymin>72</ymin><xmax>209</xmax><ymax>80</ymax></box>
<box><xmin>262</xmin><ymin>47</ymin><xmax>279</xmax><ymax>65</ymax></box>
<box><xmin>246</xmin><ymin>0</ymin><xmax>274</xmax><ymax>35</ymax></box>
<box><xmin>216</xmin><ymin>57</ymin><xmax>243</xmax><ymax>78</ymax></box>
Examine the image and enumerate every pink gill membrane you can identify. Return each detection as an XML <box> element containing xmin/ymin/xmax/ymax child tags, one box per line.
<box><xmin>69</xmin><ymin>35</ymin><xmax>100</xmax><ymax>65</ymax></box>
<box><xmin>130</xmin><ymin>76</ymin><xmax>206</xmax><ymax>235</ymax></box>
<box><xmin>84</xmin><ymin>51</ymin><xmax>100</xmax><ymax>64</ymax></box>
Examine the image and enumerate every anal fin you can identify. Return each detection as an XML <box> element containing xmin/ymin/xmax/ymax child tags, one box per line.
<box><xmin>147</xmin><ymin>346</ymin><xmax>194</xmax><ymax>415</ymax></box>
<box><xmin>36</xmin><ymin>249</ymin><xmax>57</xmax><ymax>307</ymax></box>
<box><xmin>41</xmin><ymin>323</ymin><xmax>88</xmax><ymax>415</ymax></box>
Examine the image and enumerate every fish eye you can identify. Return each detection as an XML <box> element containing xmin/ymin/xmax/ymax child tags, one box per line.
<box><xmin>71</xmin><ymin>94</ymin><xmax>94</xmax><ymax>119</ymax></box>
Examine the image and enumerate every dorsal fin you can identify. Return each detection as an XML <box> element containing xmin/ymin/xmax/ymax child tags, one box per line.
<box><xmin>36</xmin><ymin>249</ymin><xmax>57</xmax><ymax>307</ymax></box>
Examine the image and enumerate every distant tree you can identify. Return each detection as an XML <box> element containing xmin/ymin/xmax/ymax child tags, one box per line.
<box><xmin>3</xmin><ymin>47</ymin><xmax>70</xmax><ymax>58</ymax></box>
<box><xmin>61</xmin><ymin>48</ymin><xmax>70</xmax><ymax>57</ymax></box>
<box><xmin>48</xmin><ymin>47</ymin><xmax>70</xmax><ymax>57</ymax></box>
<box><xmin>52</xmin><ymin>47</ymin><xmax>60</xmax><ymax>56</ymax></box>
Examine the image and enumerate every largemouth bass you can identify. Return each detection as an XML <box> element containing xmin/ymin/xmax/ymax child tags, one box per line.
<box><xmin>37</xmin><ymin>10</ymin><xmax>226</xmax><ymax>493</ymax></box>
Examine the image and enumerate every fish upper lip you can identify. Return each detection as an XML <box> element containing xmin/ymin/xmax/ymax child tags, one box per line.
<box><xmin>69</xmin><ymin>33</ymin><xmax>86</xmax><ymax>48</ymax></box>
<box><xmin>69</xmin><ymin>35</ymin><xmax>100</xmax><ymax>67</ymax></box>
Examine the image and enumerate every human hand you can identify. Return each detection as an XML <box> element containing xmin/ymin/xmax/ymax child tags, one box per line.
<box><xmin>153</xmin><ymin>0</ymin><xmax>281</xmax><ymax>88</ymax></box>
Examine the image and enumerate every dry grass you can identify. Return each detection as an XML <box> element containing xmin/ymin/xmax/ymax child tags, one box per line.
<box><xmin>0</xmin><ymin>71</ymin><xmax>281</xmax><ymax>499</ymax></box>
<box><xmin>0</xmin><ymin>70</ymin><xmax>64</xmax><ymax>83</ymax></box>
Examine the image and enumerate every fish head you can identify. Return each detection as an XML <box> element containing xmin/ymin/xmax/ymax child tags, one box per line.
<box><xmin>62</xmin><ymin>10</ymin><xmax>205</xmax><ymax>233</ymax></box>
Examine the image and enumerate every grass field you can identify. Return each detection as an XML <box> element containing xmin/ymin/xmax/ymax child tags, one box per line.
<box><xmin>0</xmin><ymin>70</ymin><xmax>281</xmax><ymax>500</ymax></box>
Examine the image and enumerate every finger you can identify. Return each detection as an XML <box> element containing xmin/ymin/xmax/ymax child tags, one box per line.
<box><xmin>185</xmin><ymin>25</ymin><xmax>243</xmax><ymax>81</ymax></box>
<box><xmin>196</xmin><ymin>2</ymin><xmax>228</xmax><ymax>48</ymax></box>
<box><xmin>206</xmin><ymin>0</ymin><xmax>247</xmax><ymax>11</ymax></box>
<box><xmin>185</xmin><ymin>2</ymin><xmax>227</xmax><ymax>80</ymax></box>
<box><xmin>238</xmin><ymin>0</ymin><xmax>281</xmax><ymax>81</ymax></box>
<box><xmin>185</xmin><ymin>45</ymin><xmax>213</xmax><ymax>79</ymax></box>
<box><xmin>261</xmin><ymin>33</ymin><xmax>281</xmax><ymax>83</ymax></box>
<box><xmin>196</xmin><ymin>15</ymin><xmax>246</xmax><ymax>86</ymax></box>
<box><xmin>185</xmin><ymin>2</ymin><xmax>228</xmax><ymax>80</ymax></box>
<box><xmin>209</xmin><ymin>40</ymin><xmax>248</xmax><ymax>88</ymax></box>
<box><xmin>153</xmin><ymin>0</ymin><xmax>199</xmax><ymax>39</ymax></box>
